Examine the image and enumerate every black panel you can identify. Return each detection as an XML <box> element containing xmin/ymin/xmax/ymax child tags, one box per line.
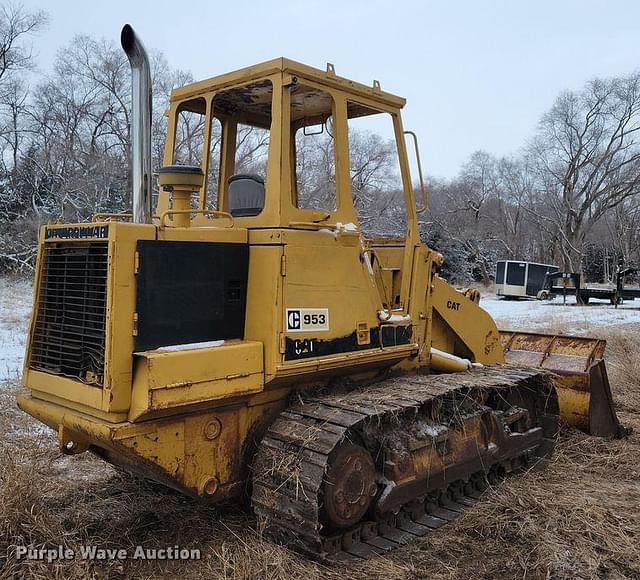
<box><xmin>526</xmin><ymin>264</ymin><xmax>556</xmax><ymax>296</ymax></box>
<box><xmin>496</xmin><ymin>261</ymin><xmax>505</xmax><ymax>285</ymax></box>
<box><xmin>284</xmin><ymin>325</ymin><xmax>412</xmax><ymax>361</ymax></box>
<box><xmin>381</xmin><ymin>325</ymin><xmax>412</xmax><ymax>347</ymax></box>
<box><xmin>506</xmin><ymin>262</ymin><xmax>526</xmax><ymax>286</ymax></box>
<box><xmin>135</xmin><ymin>241</ymin><xmax>248</xmax><ymax>351</ymax></box>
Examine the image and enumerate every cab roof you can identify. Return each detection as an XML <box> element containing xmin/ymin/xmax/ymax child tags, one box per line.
<box><xmin>170</xmin><ymin>57</ymin><xmax>406</xmax><ymax>110</ymax></box>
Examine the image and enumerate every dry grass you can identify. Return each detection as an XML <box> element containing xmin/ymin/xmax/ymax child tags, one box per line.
<box><xmin>1</xmin><ymin>322</ymin><xmax>639</xmax><ymax>579</ymax></box>
<box><xmin>599</xmin><ymin>326</ymin><xmax>640</xmax><ymax>414</ymax></box>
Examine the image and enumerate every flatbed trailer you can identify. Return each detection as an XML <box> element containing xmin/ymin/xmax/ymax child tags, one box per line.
<box><xmin>538</xmin><ymin>269</ymin><xmax>640</xmax><ymax>305</ymax></box>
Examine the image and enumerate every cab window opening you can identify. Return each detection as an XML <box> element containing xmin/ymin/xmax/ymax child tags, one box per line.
<box><xmin>171</xmin><ymin>97</ymin><xmax>208</xmax><ymax>209</ymax></box>
<box><xmin>290</xmin><ymin>84</ymin><xmax>337</xmax><ymax>212</ymax></box>
<box><xmin>347</xmin><ymin>101</ymin><xmax>407</xmax><ymax>239</ymax></box>
<box><xmin>211</xmin><ymin>79</ymin><xmax>273</xmax><ymax>217</ymax></box>
<box><xmin>172</xmin><ymin>97</ymin><xmax>207</xmax><ymax>167</ymax></box>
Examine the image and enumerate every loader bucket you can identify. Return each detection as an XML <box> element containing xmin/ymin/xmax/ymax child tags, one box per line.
<box><xmin>499</xmin><ymin>331</ymin><xmax>628</xmax><ymax>438</ymax></box>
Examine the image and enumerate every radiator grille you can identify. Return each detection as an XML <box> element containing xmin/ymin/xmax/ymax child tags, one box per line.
<box><xmin>30</xmin><ymin>242</ymin><xmax>109</xmax><ymax>386</ymax></box>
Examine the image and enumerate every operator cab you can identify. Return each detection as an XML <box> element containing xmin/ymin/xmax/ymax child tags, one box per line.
<box><xmin>160</xmin><ymin>59</ymin><xmax>424</xmax><ymax>237</ymax></box>
<box><xmin>159</xmin><ymin>59</ymin><xmax>426</xmax><ymax>314</ymax></box>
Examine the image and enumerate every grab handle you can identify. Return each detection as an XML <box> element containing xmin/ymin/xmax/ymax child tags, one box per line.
<box><xmin>404</xmin><ymin>130</ymin><xmax>427</xmax><ymax>213</ymax></box>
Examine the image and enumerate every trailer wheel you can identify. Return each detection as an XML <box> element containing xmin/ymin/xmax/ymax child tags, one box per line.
<box><xmin>537</xmin><ymin>290</ymin><xmax>550</xmax><ymax>301</ymax></box>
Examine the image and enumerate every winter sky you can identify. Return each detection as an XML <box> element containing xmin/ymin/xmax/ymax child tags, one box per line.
<box><xmin>19</xmin><ymin>0</ymin><xmax>640</xmax><ymax>178</ymax></box>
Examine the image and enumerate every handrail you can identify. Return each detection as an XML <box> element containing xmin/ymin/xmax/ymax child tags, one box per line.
<box><xmin>404</xmin><ymin>130</ymin><xmax>428</xmax><ymax>214</ymax></box>
<box><xmin>160</xmin><ymin>209</ymin><xmax>234</xmax><ymax>228</ymax></box>
<box><xmin>92</xmin><ymin>213</ymin><xmax>133</xmax><ymax>222</ymax></box>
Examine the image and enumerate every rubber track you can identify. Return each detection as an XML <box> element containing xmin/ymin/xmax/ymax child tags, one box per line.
<box><xmin>251</xmin><ymin>366</ymin><xmax>559</xmax><ymax>561</ymax></box>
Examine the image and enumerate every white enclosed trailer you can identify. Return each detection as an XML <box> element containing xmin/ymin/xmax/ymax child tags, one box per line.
<box><xmin>495</xmin><ymin>260</ymin><xmax>558</xmax><ymax>299</ymax></box>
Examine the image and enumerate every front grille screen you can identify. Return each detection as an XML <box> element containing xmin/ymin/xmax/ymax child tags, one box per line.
<box><xmin>30</xmin><ymin>242</ymin><xmax>108</xmax><ymax>386</ymax></box>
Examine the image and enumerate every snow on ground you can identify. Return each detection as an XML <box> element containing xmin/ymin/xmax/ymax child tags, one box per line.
<box><xmin>481</xmin><ymin>292</ymin><xmax>640</xmax><ymax>334</ymax></box>
<box><xmin>0</xmin><ymin>276</ymin><xmax>33</xmax><ymax>381</ymax></box>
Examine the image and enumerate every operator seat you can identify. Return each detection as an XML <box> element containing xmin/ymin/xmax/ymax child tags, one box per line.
<box><xmin>227</xmin><ymin>174</ymin><xmax>265</xmax><ymax>217</ymax></box>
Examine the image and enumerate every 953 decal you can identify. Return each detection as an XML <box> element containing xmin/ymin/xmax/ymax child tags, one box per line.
<box><xmin>286</xmin><ymin>308</ymin><xmax>329</xmax><ymax>332</ymax></box>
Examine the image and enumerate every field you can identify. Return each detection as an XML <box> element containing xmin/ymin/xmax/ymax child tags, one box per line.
<box><xmin>1</xmin><ymin>277</ymin><xmax>639</xmax><ymax>579</ymax></box>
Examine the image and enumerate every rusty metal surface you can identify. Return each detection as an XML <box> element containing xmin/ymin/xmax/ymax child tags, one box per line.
<box><xmin>499</xmin><ymin>330</ymin><xmax>606</xmax><ymax>363</ymax></box>
<box><xmin>251</xmin><ymin>366</ymin><xmax>559</xmax><ymax>561</ymax></box>
<box><xmin>584</xmin><ymin>359</ymin><xmax>629</xmax><ymax>437</ymax></box>
<box><xmin>322</xmin><ymin>443</ymin><xmax>377</xmax><ymax>529</ymax></box>
<box><xmin>499</xmin><ymin>330</ymin><xmax>627</xmax><ymax>438</ymax></box>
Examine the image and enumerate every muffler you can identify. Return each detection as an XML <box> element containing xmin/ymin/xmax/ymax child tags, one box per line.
<box><xmin>121</xmin><ymin>24</ymin><xmax>153</xmax><ymax>224</ymax></box>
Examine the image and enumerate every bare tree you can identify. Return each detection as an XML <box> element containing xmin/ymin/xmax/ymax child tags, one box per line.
<box><xmin>0</xmin><ymin>4</ymin><xmax>48</xmax><ymax>271</ymax></box>
<box><xmin>348</xmin><ymin>130</ymin><xmax>405</xmax><ymax>236</ymax></box>
<box><xmin>0</xmin><ymin>3</ymin><xmax>48</xmax><ymax>84</ymax></box>
<box><xmin>2</xmin><ymin>11</ymin><xmax>639</xmax><ymax>286</ymax></box>
<box><xmin>606</xmin><ymin>196</ymin><xmax>640</xmax><ymax>266</ymax></box>
<box><xmin>0</xmin><ymin>25</ymin><xmax>194</xmax><ymax>272</ymax></box>
<box><xmin>528</xmin><ymin>73</ymin><xmax>640</xmax><ymax>271</ymax></box>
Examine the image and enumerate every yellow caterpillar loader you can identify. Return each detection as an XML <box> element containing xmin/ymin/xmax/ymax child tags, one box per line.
<box><xmin>17</xmin><ymin>25</ymin><xmax>626</xmax><ymax>561</ymax></box>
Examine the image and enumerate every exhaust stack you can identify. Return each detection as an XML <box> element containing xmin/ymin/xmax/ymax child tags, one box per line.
<box><xmin>121</xmin><ymin>24</ymin><xmax>152</xmax><ymax>224</ymax></box>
